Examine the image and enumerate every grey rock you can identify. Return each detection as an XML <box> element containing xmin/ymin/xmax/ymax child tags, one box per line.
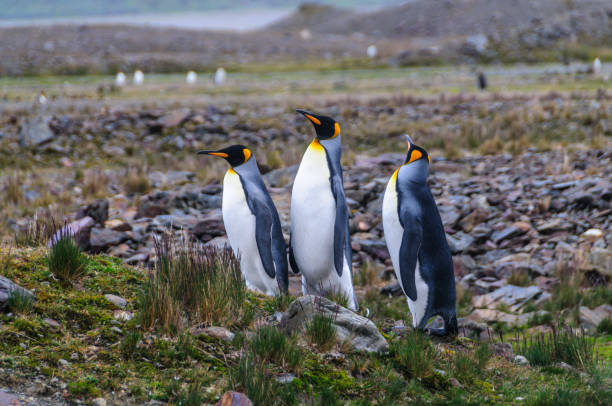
<box><xmin>579</xmin><ymin>305</ymin><xmax>612</xmax><ymax>331</ymax></box>
<box><xmin>263</xmin><ymin>165</ymin><xmax>299</xmax><ymax>188</ymax></box>
<box><xmin>216</xmin><ymin>391</ymin><xmax>253</xmax><ymax>406</ymax></box>
<box><xmin>579</xmin><ymin>248</ymin><xmax>612</xmax><ymax>277</ymax></box>
<box><xmin>92</xmin><ymin>398</ymin><xmax>107</xmax><ymax>406</ymax></box>
<box><xmin>280</xmin><ymin>295</ymin><xmax>388</xmax><ymax>353</ymax></box>
<box><xmin>447</xmin><ymin>232</ymin><xmax>474</xmax><ymax>254</ymax></box>
<box><xmin>514</xmin><ymin>355</ymin><xmax>529</xmax><ymax>366</ymax></box>
<box><xmin>275</xmin><ymin>373</ymin><xmax>296</xmax><ymax>384</ymax></box>
<box><xmin>192</xmin><ymin>212</ymin><xmax>225</xmax><ymax>242</ymax></box>
<box><xmin>77</xmin><ymin>199</ymin><xmax>109</xmax><ymax>225</ymax></box>
<box><xmin>89</xmin><ymin>228</ymin><xmax>129</xmax><ymax>252</ymax></box>
<box><xmin>104</xmin><ymin>294</ymin><xmax>127</xmax><ymax>309</ymax></box>
<box><xmin>19</xmin><ymin>115</ymin><xmax>54</xmax><ymax>147</ymax></box>
<box><xmin>473</xmin><ymin>285</ymin><xmax>543</xmax><ymax>312</ymax></box>
<box><xmin>190</xmin><ymin>326</ymin><xmax>235</xmax><ymax>342</ymax></box>
<box><xmin>0</xmin><ymin>276</ymin><xmax>35</xmax><ymax>311</ymax></box>
<box><xmin>380</xmin><ymin>282</ymin><xmax>403</xmax><ymax>297</ymax></box>
<box><xmin>491</xmin><ymin>226</ymin><xmax>525</xmax><ymax>243</ymax></box>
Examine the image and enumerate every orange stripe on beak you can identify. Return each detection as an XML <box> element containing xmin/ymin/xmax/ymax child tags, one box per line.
<box><xmin>304</xmin><ymin>114</ymin><xmax>321</xmax><ymax>125</ymax></box>
<box><xmin>208</xmin><ymin>152</ymin><xmax>229</xmax><ymax>158</ymax></box>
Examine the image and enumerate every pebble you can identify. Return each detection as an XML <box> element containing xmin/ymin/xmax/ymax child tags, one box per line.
<box><xmin>514</xmin><ymin>355</ymin><xmax>529</xmax><ymax>366</ymax></box>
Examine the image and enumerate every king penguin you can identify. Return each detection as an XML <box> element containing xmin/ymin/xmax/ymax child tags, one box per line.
<box><xmin>198</xmin><ymin>145</ymin><xmax>288</xmax><ymax>296</ymax></box>
<box><xmin>290</xmin><ymin>109</ymin><xmax>357</xmax><ymax>310</ymax></box>
<box><xmin>382</xmin><ymin>135</ymin><xmax>457</xmax><ymax>336</ymax></box>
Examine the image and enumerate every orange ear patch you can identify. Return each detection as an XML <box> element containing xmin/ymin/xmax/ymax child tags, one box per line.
<box><xmin>332</xmin><ymin>122</ymin><xmax>341</xmax><ymax>138</ymax></box>
<box><xmin>243</xmin><ymin>148</ymin><xmax>251</xmax><ymax>162</ymax></box>
<box><xmin>408</xmin><ymin>149</ymin><xmax>423</xmax><ymax>163</ymax></box>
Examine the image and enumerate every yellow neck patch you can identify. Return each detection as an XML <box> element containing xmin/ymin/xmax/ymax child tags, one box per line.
<box><xmin>310</xmin><ymin>138</ymin><xmax>324</xmax><ymax>152</ymax></box>
<box><xmin>408</xmin><ymin>149</ymin><xmax>423</xmax><ymax>163</ymax></box>
<box><xmin>227</xmin><ymin>168</ymin><xmax>237</xmax><ymax>175</ymax></box>
<box><xmin>391</xmin><ymin>168</ymin><xmax>399</xmax><ymax>183</ymax></box>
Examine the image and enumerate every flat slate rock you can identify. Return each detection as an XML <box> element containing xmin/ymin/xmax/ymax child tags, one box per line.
<box><xmin>280</xmin><ymin>295</ymin><xmax>388</xmax><ymax>353</ymax></box>
<box><xmin>0</xmin><ymin>276</ymin><xmax>35</xmax><ymax>311</ymax></box>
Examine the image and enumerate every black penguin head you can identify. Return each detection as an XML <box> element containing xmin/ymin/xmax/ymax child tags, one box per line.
<box><xmin>197</xmin><ymin>144</ymin><xmax>252</xmax><ymax>167</ymax></box>
<box><xmin>296</xmin><ymin>109</ymin><xmax>341</xmax><ymax>140</ymax></box>
<box><xmin>403</xmin><ymin>135</ymin><xmax>430</xmax><ymax>166</ymax></box>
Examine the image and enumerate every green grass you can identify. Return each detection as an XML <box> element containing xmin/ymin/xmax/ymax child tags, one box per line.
<box><xmin>6</xmin><ymin>288</ymin><xmax>34</xmax><ymax>314</ymax></box>
<box><xmin>391</xmin><ymin>330</ymin><xmax>437</xmax><ymax>382</ymax></box>
<box><xmin>47</xmin><ymin>232</ymin><xmax>87</xmax><ymax>284</ymax></box>
<box><xmin>305</xmin><ymin>314</ymin><xmax>337</xmax><ymax>351</ymax></box>
<box><xmin>251</xmin><ymin>325</ymin><xmax>301</xmax><ymax>371</ymax></box>
<box><xmin>516</xmin><ymin>327</ymin><xmax>598</xmax><ymax>371</ymax></box>
<box><xmin>137</xmin><ymin>236</ymin><xmax>249</xmax><ymax>333</ymax></box>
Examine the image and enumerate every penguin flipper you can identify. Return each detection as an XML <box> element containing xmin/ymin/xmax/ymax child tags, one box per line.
<box><xmin>399</xmin><ymin>217</ymin><xmax>422</xmax><ymax>302</ymax></box>
<box><xmin>331</xmin><ymin>176</ymin><xmax>348</xmax><ymax>277</ymax></box>
<box><xmin>271</xmin><ymin>217</ymin><xmax>289</xmax><ymax>293</ymax></box>
<box><xmin>288</xmin><ymin>234</ymin><xmax>301</xmax><ymax>274</ymax></box>
<box><xmin>253</xmin><ymin>204</ymin><xmax>277</xmax><ymax>280</ymax></box>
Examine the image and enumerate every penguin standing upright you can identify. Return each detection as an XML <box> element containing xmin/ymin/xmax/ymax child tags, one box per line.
<box><xmin>382</xmin><ymin>135</ymin><xmax>457</xmax><ymax>336</ymax></box>
<box><xmin>290</xmin><ymin>110</ymin><xmax>357</xmax><ymax>310</ymax></box>
<box><xmin>198</xmin><ymin>145</ymin><xmax>288</xmax><ymax>296</ymax></box>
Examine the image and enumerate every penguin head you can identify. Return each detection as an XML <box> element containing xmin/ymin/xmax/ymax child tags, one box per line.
<box><xmin>403</xmin><ymin>134</ymin><xmax>430</xmax><ymax>166</ymax></box>
<box><xmin>296</xmin><ymin>109</ymin><xmax>341</xmax><ymax>140</ymax></box>
<box><xmin>197</xmin><ymin>144</ymin><xmax>252</xmax><ymax>167</ymax></box>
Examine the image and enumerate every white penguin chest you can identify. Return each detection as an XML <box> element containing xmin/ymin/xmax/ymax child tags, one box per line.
<box><xmin>382</xmin><ymin>170</ymin><xmax>404</xmax><ymax>281</ymax></box>
<box><xmin>222</xmin><ymin>169</ymin><xmax>255</xmax><ymax>257</ymax></box>
<box><xmin>291</xmin><ymin>143</ymin><xmax>336</xmax><ymax>272</ymax></box>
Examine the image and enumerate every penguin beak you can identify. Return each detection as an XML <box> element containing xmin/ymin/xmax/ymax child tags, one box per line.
<box><xmin>403</xmin><ymin>134</ymin><xmax>414</xmax><ymax>147</ymax></box>
<box><xmin>197</xmin><ymin>150</ymin><xmax>228</xmax><ymax>158</ymax></box>
<box><xmin>296</xmin><ymin>109</ymin><xmax>321</xmax><ymax>126</ymax></box>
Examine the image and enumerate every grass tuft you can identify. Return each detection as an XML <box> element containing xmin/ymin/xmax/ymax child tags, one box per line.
<box><xmin>47</xmin><ymin>229</ymin><xmax>87</xmax><ymax>284</ymax></box>
<box><xmin>251</xmin><ymin>325</ymin><xmax>301</xmax><ymax>371</ymax></box>
<box><xmin>7</xmin><ymin>288</ymin><xmax>34</xmax><ymax>314</ymax></box>
<box><xmin>137</xmin><ymin>235</ymin><xmax>248</xmax><ymax>333</ymax></box>
<box><xmin>229</xmin><ymin>353</ymin><xmax>279</xmax><ymax>406</ymax></box>
<box><xmin>391</xmin><ymin>330</ymin><xmax>436</xmax><ymax>381</ymax></box>
<box><xmin>14</xmin><ymin>215</ymin><xmax>57</xmax><ymax>247</ymax></box>
<box><xmin>516</xmin><ymin>326</ymin><xmax>598</xmax><ymax>371</ymax></box>
<box><xmin>305</xmin><ymin>313</ymin><xmax>337</xmax><ymax>352</ymax></box>
<box><xmin>596</xmin><ymin>318</ymin><xmax>612</xmax><ymax>335</ymax></box>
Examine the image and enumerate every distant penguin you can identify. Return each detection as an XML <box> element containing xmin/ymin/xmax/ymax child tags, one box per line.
<box><xmin>367</xmin><ymin>44</ymin><xmax>378</xmax><ymax>59</ymax></box>
<box><xmin>198</xmin><ymin>145</ymin><xmax>288</xmax><ymax>295</ymax></box>
<box><xmin>38</xmin><ymin>91</ymin><xmax>47</xmax><ymax>105</ymax></box>
<box><xmin>133</xmin><ymin>70</ymin><xmax>144</xmax><ymax>85</ymax></box>
<box><xmin>115</xmin><ymin>72</ymin><xmax>126</xmax><ymax>87</ymax></box>
<box><xmin>214</xmin><ymin>67</ymin><xmax>226</xmax><ymax>85</ymax></box>
<box><xmin>186</xmin><ymin>70</ymin><xmax>197</xmax><ymax>85</ymax></box>
<box><xmin>290</xmin><ymin>109</ymin><xmax>357</xmax><ymax>310</ymax></box>
<box><xmin>593</xmin><ymin>57</ymin><xmax>602</xmax><ymax>76</ymax></box>
<box><xmin>477</xmin><ymin>72</ymin><xmax>487</xmax><ymax>90</ymax></box>
<box><xmin>382</xmin><ymin>135</ymin><xmax>457</xmax><ymax>336</ymax></box>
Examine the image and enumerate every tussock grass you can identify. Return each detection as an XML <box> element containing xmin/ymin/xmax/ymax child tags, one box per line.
<box><xmin>391</xmin><ymin>330</ymin><xmax>436</xmax><ymax>381</ymax></box>
<box><xmin>14</xmin><ymin>214</ymin><xmax>57</xmax><ymax>247</ymax></box>
<box><xmin>229</xmin><ymin>353</ymin><xmax>280</xmax><ymax>406</ymax></box>
<box><xmin>120</xmin><ymin>330</ymin><xmax>142</xmax><ymax>360</ymax></box>
<box><xmin>516</xmin><ymin>326</ymin><xmax>598</xmax><ymax>371</ymax></box>
<box><xmin>323</xmin><ymin>289</ymin><xmax>350</xmax><ymax>308</ymax></box>
<box><xmin>47</xmin><ymin>229</ymin><xmax>87</xmax><ymax>284</ymax></box>
<box><xmin>453</xmin><ymin>343</ymin><xmax>492</xmax><ymax>384</ymax></box>
<box><xmin>137</xmin><ymin>235</ymin><xmax>248</xmax><ymax>333</ymax></box>
<box><xmin>597</xmin><ymin>318</ymin><xmax>612</xmax><ymax>335</ymax></box>
<box><xmin>507</xmin><ymin>269</ymin><xmax>531</xmax><ymax>287</ymax></box>
<box><xmin>251</xmin><ymin>325</ymin><xmax>301</xmax><ymax>371</ymax></box>
<box><xmin>7</xmin><ymin>288</ymin><xmax>34</xmax><ymax>314</ymax></box>
<box><xmin>123</xmin><ymin>167</ymin><xmax>151</xmax><ymax>195</ymax></box>
<box><xmin>305</xmin><ymin>313</ymin><xmax>337</xmax><ymax>352</ymax></box>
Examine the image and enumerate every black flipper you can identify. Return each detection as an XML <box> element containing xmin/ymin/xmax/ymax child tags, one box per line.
<box><xmin>253</xmin><ymin>203</ymin><xmax>276</xmax><ymax>279</ymax></box>
<box><xmin>271</xmin><ymin>216</ymin><xmax>288</xmax><ymax>293</ymax></box>
<box><xmin>288</xmin><ymin>234</ymin><xmax>301</xmax><ymax>274</ymax></box>
<box><xmin>398</xmin><ymin>216</ymin><xmax>422</xmax><ymax>301</ymax></box>
<box><xmin>330</xmin><ymin>176</ymin><xmax>349</xmax><ymax>277</ymax></box>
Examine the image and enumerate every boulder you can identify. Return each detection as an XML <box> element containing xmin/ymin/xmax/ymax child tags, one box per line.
<box><xmin>190</xmin><ymin>326</ymin><xmax>235</xmax><ymax>342</ymax></box>
<box><xmin>580</xmin><ymin>248</ymin><xmax>612</xmax><ymax>277</ymax></box>
<box><xmin>280</xmin><ymin>295</ymin><xmax>388</xmax><ymax>353</ymax></box>
<box><xmin>472</xmin><ymin>285</ymin><xmax>543</xmax><ymax>312</ymax></box>
<box><xmin>104</xmin><ymin>294</ymin><xmax>127</xmax><ymax>309</ymax></box>
<box><xmin>447</xmin><ymin>232</ymin><xmax>474</xmax><ymax>254</ymax></box>
<box><xmin>579</xmin><ymin>305</ymin><xmax>612</xmax><ymax>331</ymax></box>
<box><xmin>0</xmin><ymin>276</ymin><xmax>35</xmax><ymax>311</ymax></box>
<box><xmin>216</xmin><ymin>392</ymin><xmax>253</xmax><ymax>406</ymax></box>
<box><xmin>19</xmin><ymin>115</ymin><xmax>54</xmax><ymax>147</ymax></box>
<box><xmin>77</xmin><ymin>199</ymin><xmax>109</xmax><ymax>225</ymax></box>
<box><xmin>89</xmin><ymin>228</ymin><xmax>129</xmax><ymax>253</ymax></box>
